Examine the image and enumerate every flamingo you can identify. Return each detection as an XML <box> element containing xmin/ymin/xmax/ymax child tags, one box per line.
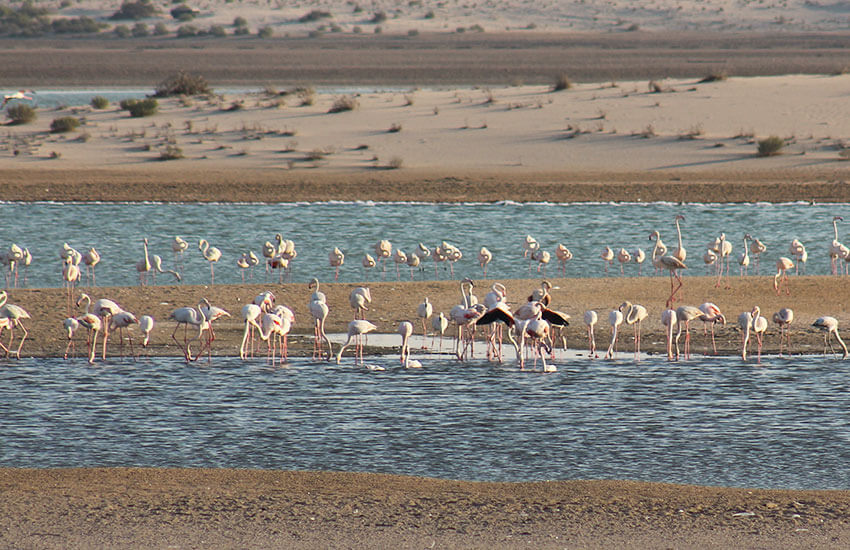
<box><xmin>532</xmin><ymin>249</ymin><xmax>550</xmax><ymax>275</ymax></box>
<box><xmin>150</xmin><ymin>254</ymin><xmax>181</xmax><ymax>284</ymax></box>
<box><xmin>698</xmin><ymin>302</ymin><xmax>726</xmax><ymax>355</ymax></box>
<box><xmin>750</xmin><ymin>237</ymin><xmax>766</xmax><ymax>274</ymax></box>
<box><xmin>417</xmin><ymin>297</ymin><xmax>433</xmax><ymax>344</ymax></box>
<box><xmin>240</xmin><ymin>304</ymin><xmax>263</xmax><ymax>359</ymax></box>
<box><xmin>172</xmin><ymin>236</ymin><xmax>188</xmax><ymax>275</ymax></box>
<box><xmin>413</xmin><ymin>243</ymin><xmax>431</xmax><ymax>267</ymax></box>
<box><xmin>750</xmin><ymin>306</ymin><xmax>769</xmax><ymax>363</ymax></box>
<box><xmin>262</xmin><ymin>234</ymin><xmax>283</xmax><ymax>275</ymax></box>
<box><xmin>362</xmin><ymin>253</ymin><xmax>376</xmax><ymax>279</ymax></box>
<box><xmin>169</xmin><ymin>301</ymin><xmax>211</xmax><ymax>362</ymax></box>
<box><xmin>714</xmin><ymin>233</ymin><xmax>733</xmax><ymax>288</ymax></box>
<box><xmin>738</xmin><ymin>234</ymin><xmax>751</xmax><ymax>276</ymax></box>
<box><xmin>604</xmin><ymin>309</ymin><xmax>623</xmax><ymax>359</ymax></box>
<box><xmin>82</xmin><ymin>247</ymin><xmax>100</xmax><ymax>286</ymax></box>
<box><xmin>478</xmin><ymin>247</ymin><xmax>492</xmax><ymax>278</ymax></box>
<box><xmin>199</xmin><ymin>298</ymin><xmax>230</xmax><ymax>346</ymax></box>
<box><xmin>62</xmin><ymin>316</ymin><xmax>80</xmax><ymax>359</ymax></box>
<box><xmin>20</xmin><ymin>247</ymin><xmax>31</xmax><ymax>286</ymax></box>
<box><xmin>527</xmin><ymin>280</ymin><xmax>551</xmax><ymax>306</ymax></box>
<box><xmin>397</xmin><ymin>321</ymin><xmax>421</xmax><ymax>368</ymax></box>
<box><xmin>350</xmin><ymin>286</ymin><xmax>371</xmax><ymax>320</ymax></box>
<box><xmin>253</xmin><ymin>290</ymin><xmax>276</xmax><ymax>313</ymax></box>
<box><xmin>649</xmin><ymin>230</ymin><xmax>668</xmax><ymax>275</ymax></box>
<box><xmin>374</xmin><ymin>240</ymin><xmax>392</xmax><ymax>278</ymax></box>
<box><xmin>661</xmin><ymin>308</ymin><xmax>678</xmax><ymax>360</ymax></box>
<box><xmin>444</xmin><ymin>242</ymin><xmax>462</xmax><ymax>279</ymax></box>
<box><xmin>789</xmin><ymin>239</ymin><xmax>807</xmax><ymax>274</ymax></box>
<box><xmin>601</xmin><ymin>246</ymin><xmax>614</xmax><ymax>275</ymax></box>
<box><xmin>619</xmin><ymin>301</ymin><xmax>648</xmax><ymax>358</ymax></box>
<box><xmin>309</xmin><ymin>296</ymin><xmax>332</xmax><ymax>361</ymax></box>
<box><xmin>236</xmin><ymin>253</ymin><xmax>251</xmax><ymax>283</ymax></box>
<box><xmin>518</xmin><ymin>317</ymin><xmax>554</xmax><ymax>371</ymax></box>
<box><xmin>198</xmin><ymin>238</ymin><xmax>222</xmax><ymax>284</ymax></box>
<box><xmin>392</xmin><ymin>248</ymin><xmax>407</xmax><ymax>280</ymax></box>
<box><xmin>812</xmin><ymin>316</ymin><xmax>848</xmax><ymax>359</ymax></box>
<box><xmin>616</xmin><ymin>248</ymin><xmax>631</xmax><ymax>276</ymax></box>
<box><xmin>2</xmin><ymin>90</ymin><xmax>34</xmax><ymax>107</ymax></box>
<box><xmin>74</xmin><ymin>308</ymin><xmax>102</xmax><ymax>364</ymax></box>
<box><xmin>76</xmin><ymin>293</ymin><xmax>123</xmax><ymax>360</ymax></box>
<box><xmin>830</xmin><ymin>216</ymin><xmax>847</xmax><ymax>275</ymax></box>
<box><xmin>431</xmin><ymin>244</ymin><xmax>447</xmax><ymax>278</ymax></box>
<box><xmin>675</xmin><ymin>305</ymin><xmax>722</xmax><ymax>360</ymax></box>
<box><xmin>703</xmin><ymin>249</ymin><xmax>717</xmax><ymax>275</ymax></box>
<box><xmin>139</xmin><ymin>315</ymin><xmax>154</xmax><ymax>349</ymax></box>
<box><xmin>449</xmin><ymin>302</ymin><xmax>486</xmax><ymax>360</ymax></box>
<box><xmin>329</xmin><ymin>247</ymin><xmax>344</xmax><ymax>281</ymax></box>
<box><xmin>773</xmin><ymin>308</ymin><xmax>793</xmax><ymax>355</ymax></box>
<box><xmin>406</xmin><ymin>253</ymin><xmax>420</xmax><ymax>279</ymax></box>
<box><xmin>307</xmin><ymin>277</ymin><xmax>326</xmax><ymax>304</ymax></box>
<box><xmin>336</xmin><ymin>320</ymin><xmax>378</xmax><ymax>364</ymax></box>
<box><xmin>431</xmin><ymin>311</ymin><xmax>449</xmax><ymax>352</ymax></box>
<box><xmin>555</xmin><ymin>244</ymin><xmax>572</xmax><ymax>275</ymax></box>
<box><xmin>109</xmin><ymin>310</ymin><xmax>139</xmax><ymax>359</ymax></box>
<box><xmin>259</xmin><ymin>312</ymin><xmax>291</xmax><ymax>364</ymax></box>
<box><xmin>584</xmin><ymin>310</ymin><xmax>598</xmax><ymax>358</ymax></box>
<box><xmin>657</xmin><ymin>253</ymin><xmax>687</xmax><ymax>308</ymax></box>
<box><xmin>631</xmin><ymin>248</ymin><xmax>645</xmax><ymax>275</ymax></box>
<box><xmin>774</xmin><ymin>257</ymin><xmax>794</xmax><ymax>296</ymax></box>
<box><xmin>136</xmin><ymin>238</ymin><xmax>152</xmax><ymax>286</ymax></box>
<box><xmin>672</xmin><ymin>214</ymin><xmax>686</xmax><ymax>263</ymax></box>
<box><xmin>62</xmin><ymin>256</ymin><xmax>81</xmax><ymax>315</ymax></box>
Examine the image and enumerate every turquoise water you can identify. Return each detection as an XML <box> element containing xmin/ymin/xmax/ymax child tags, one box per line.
<box><xmin>1</xmin><ymin>353</ymin><xmax>848</xmax><ymax>489</ymax></box>
<box><xmin>0</xmin><ymin>200</ymin><xmax>839</xmax><ymax>287</ymax></box>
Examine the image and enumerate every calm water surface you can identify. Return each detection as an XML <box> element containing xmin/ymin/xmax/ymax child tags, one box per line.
<box><xmin>0</xmin><ymin>201</ymin><xmax>844</xmax><ymax>287</ymax></box>
<box><xmin>1</xmin><ymin>353</ymin><xmax>848</xmax><ymax>489</ymax></box>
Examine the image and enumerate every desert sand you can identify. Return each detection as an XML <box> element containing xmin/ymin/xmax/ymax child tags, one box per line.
<box><xmin>4</xmin><ymin>7</ymin><xmax>850</xmax><ymax>546</ymax></box>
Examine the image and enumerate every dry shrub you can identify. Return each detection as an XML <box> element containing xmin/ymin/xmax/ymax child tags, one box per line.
<box><xmin>328</xmin><ymin>96</ymin><xmax>359</xmax><ymax>113</ymax></box>
<box><xmin>553</xmin><ymin>73</ymin><xmax>572</xmax><ymax>91</ymax></box>
<box><xmin>757</xmin><ymin>136</ymin><xmax>784</xmax><ymax>157</ymax></box>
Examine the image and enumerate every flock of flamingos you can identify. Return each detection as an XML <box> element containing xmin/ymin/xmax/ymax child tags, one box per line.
<box><xmin>0</xmin><ymin>214</ymin><xmax>848</xmax><ymax>368</ymax></box>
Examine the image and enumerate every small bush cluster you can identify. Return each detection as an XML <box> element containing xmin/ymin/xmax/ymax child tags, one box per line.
<box><xmin>757</xmin><ymin>136</ymin><xmax>785</xmax><ymax>156</ymax></box>
<box><xmin>91</xmin><ymin>96</ymin><xmax>109</xmax><ymax>109</ymax></box>
<box><xmin>120</xmin><ymin>98</ymin><xmax>158</xmax><ymax>117</ymax></box>
<box><xmin>155</xmin><ymin>71</ymin><xmax>211</xmax><ymax>97</ymax></box>
<box><xmin>553</xmin><ymin>73</ymin><xmax>572</xmax><ymax>91</ymax></box>
<box><xmin>6</xmin><ymin>104</ymin><xmax>36</xmax><ymax>124</ymax></box>
<box><xmin>159</xmin><ymin>144</ymin><xmax>184</xmax><ymax>160</ymax></box>
<box><xmin>328</xmin><ymin>95</ymin><xmax>359</xmax><ymax>113</ymax></box>
<box><xmin>299</xmin><ymin>10</ymin><xmax>331</xmax><ymax>22</ymax></box>
<box><xmin>170</xmin><ymin>5</ymin><xmax>198</xmax><ymax>21</ymax></box>
<box><xmin>110</xmin><ymin>0</ymin><xmax>158</xmax><ymax>20</ymax></box>
<box><xmin>50</xmin><ymin>116</ymin><xmax>80</xmax><ymax>133</ymax></box>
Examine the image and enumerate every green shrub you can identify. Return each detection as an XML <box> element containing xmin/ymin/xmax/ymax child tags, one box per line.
<box><xmin>155</xmin><ymin>71</ymin><xmax>210</xmax><ymax>97</ymax></box>
<box><xmin>170</xmin><ymin>5</ymin><xmax>197</xmax><ymax>20</ymax></box>
<box><xmin>553</xmin><ymin>73</ymin><xmax>572</xmax><ymax>91</ymax></box>
<box><xmin>299</xmin><ymin>10</ymin><xmax>331</xmax><ymax>22</ymax></box>
<box><xmin>208</xmin><ymin>24</ymin><xmax>226</xmax><ymax>37</ymax></box>
<box><xmin>371</xmin><ymin>11</ymin><xmax>387</xmax><ymax>23</ymax></box>
<box><xmin>6</xmin><ymin>104</ymin><xmax>36</xmax><ymax>124</ymax></box>
<box><xmin>90</xmin><ymin>96</ymin><xmax>109</xmax><ymax>109</ymax></box>
<box><xmin>50</xmin><ymin>116</ymin><xmax>80</xmax><ymax>133</ymax></box>
<box><xmin>757</xmin><ymin>136</ymin><xmax>785</xmax><ymax>157</ymax></box>
<box><xmin>257</xmin><ymin>26</ymin><xmax>273</xmax><ymax>38</ymax></box>
<box><xmin>233</xmin><ymin>16</ymin><xmax>247</xmax><ymax>27</ymax></box>
<box><xmin>153</xmin><ymin>22</ymin><xmax>168</xmax><ymax>35</ymax></box>
<box><xmin>233</xmin><ymin>26</ymin><xmax>249</xmax><ymax>35</ymax></box>
<box><xmin>120</xmin><ymin>98</ymin><xmax>158</xmax><ymax>117</ymax></box>
<box><xmin>159</xmin><ymin>144</ymin><xmax>183</xmax><ymax>160</ymax></box>
<box><xmin>52</xmin><ymin>17</ymin><xmax>106</xmax><ymax>33</ymax></box>
<box><xmin>176</xmin><ymin>24</ymin><xmax>198</xmax><ymax>37</ymax></box>
<box><xmin>113</xmin><ymin>24</ymin><xmax>131</xmax><ymax>37</ymax></box>
<box><xmin>110</xmin><ymin>0</ymin><xmax>158</xmax><ymax>20</ymax></box>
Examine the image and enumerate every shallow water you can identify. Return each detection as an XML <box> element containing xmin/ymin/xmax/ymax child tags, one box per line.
<box><xmin>0</xmin><ymin>201</ymin><xmax>841</xmax><ymax>288</ymax></box>
<box><xmin>1</xmin><ymin>353</ymin><xmax>848</xmax><ymax>489</ymax></box>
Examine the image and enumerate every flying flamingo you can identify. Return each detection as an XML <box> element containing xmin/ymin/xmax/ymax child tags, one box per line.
<box><xmin>661</xmin><ymin>308</ymin><xmax>678</xmax><ymax>360</ymax></box>
<box><xmin>555</xmin><ymin>244</ymin><xmax>572</xmax><ymax>275</ymax></box>
<box><xmin>416</xmin><ymin>297</ymin><xmax>433</xmax><ymax>344</ymax></box>
<box><xmin>812</xmin><ymin>316</ymin><xmax>848</xmax><ymax>359</ymax></box>
<box><xmin>82</xmin><ymin>247</ymin><xmax>100</xmax><ymax>286</ymax></box>
<box><xmin>698</xmin><ymin>302</ymin><xmax>726</xmax><ymax>355</ymax></box>
<box><xmin>773</xmin><ymin>308</ymin><xmax>793</xmax><ymax>355</ymax></box>
<box><xmin>478</xmin><ymin>247</ymin><xmax>492</xmax><ymax>278</ymax></box>
<box><xmin>198</xmin><ymin>238</ymin><xmax>222</xmax><ymax>284</ymax></box>
<box><xmin>329</xmin><ymin>247</ymin><xmax>344</xmax><ymax>281</ymax></box>
<box><xmin>750</xmin><ymin>237</ymin><xmax>766</xmax><ymax>274</ymax></box>
<box><xmin>619</xmin><ymin>301</ymin><xmax>648</xmax><ymax>358</ymax></box>
<box><xmin>738</xmin><ymin>234</ymin><xmax>751</xmax><ymax>276</ymax></box>
<box><xmin>336</xmin><ymin>320</ymin><xmax>378</xmax><ymax>364</ymax></box>
<box><xmin>584</xmin><ymin>310</ymin><xmax>598</xmax><ymax>358</ymax></box>
<box><xmin>139</xmin><ymin>315</ymin><xmax>154</xmax><ymax>349</ymax></box>
<box><xmin>604</xmin><ymin>308</ymin><xmax>624</xmax><ymax>359</ymax></box>
<box><xmin>350</xmin><ymin>286</ymin><xmax>371</xmax><ymax>320</ymax></box>
<box><xmin>397</xmin><ymin>321</ymin><xmax>422</xmax><ymax>368</ymax></box>
<box><xmin>431</xmin><ymin>311</ymin><xmax>449</xmax><ymax>352</ymax></box>
<box><xmin>774</xmin><ymin>257</ymin><xmax>794</xmax><ymax>295</ymax></box>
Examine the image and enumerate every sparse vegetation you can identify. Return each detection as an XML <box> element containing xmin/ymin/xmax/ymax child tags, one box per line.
<box><xmin>6</xmin><ymin>104</ymin><xmax>36</xmax><ymax>124</ymax></box>
<box><xmin>257</xmin><ymin>26</ymin><xmax>273</xmax><ymax>38</ymax></box>
<box><xmin>110</xmin><ymin>0</ymin><xmax>158</xmax><ymax>20</ymax></box>
<box><xmin>176</xmin><ymin>24</ymin><xmax>198</xmax><ymax>37</ymax></box>
<box><xmin>328</xmin><ymin>95</ymin><xmax>359</xmax><ymax>113</ymax></box>
<box><xmin>553</xmin><ymin>73</ymin><xmax>572</xmax><ymax>91</ymax></box>
<box><xmin>50</xmin><ymin>116</ymin><xmax>81</xmax><ymax>133</ymax></box>
<box><xmin>113</xmin><ymin>24</ymin><xmax>130</xmax><ymax>37</ymax></box>
<box><xmin>757</xmin><ymin>135</ymin><xmax>785</xmax><ymax>156</ymax></box>
<box><xmin>159</xmin><ymin>144</ymin><xmax>184</xmax><ymax>160</ymax></box>
<box><xmin>90</xmin><ymin>96</ymin><xmax>109</xmax><ymax>109</ymax></box>
<box><xmin>299</xmin><ymin>10</ymin><xmax>331</xmax><ymax>23</ymax></box>
<box><xmin>155</xmin><ymin>71</ymin><xmax>211</xmax><ymax>97</ymax></box>
<box><xmin>170</xmin><ymin>5</ymin><xmax>198</xmax><ymax>21</ymax></box>
<box><xmin>648</xmin><ymin>80</ymin><xmax>664</xmax><ymax>93</ymax></box>
<box><xmin>120</xmin><ymin>98</ymin><xmax>158</xmax><ymax>117</ymax></box>
<box><xmin>371</xmin><ymin>11</ymin><xmax>387</xmax><ymax>23</ymax></box>
<box><xmin>388</xmin><ymin>122</ymin><xmax>402</xmax><ymax>133</ymax></box>
<box><xmin>388</xmin><ymin>156</ymin><xmax>403</xmax><ymax>169</ymax></box>
<box><xmin>699</xmin><ymin>71</ymin><xmax>728</xmax><ymax>83</ymax></box>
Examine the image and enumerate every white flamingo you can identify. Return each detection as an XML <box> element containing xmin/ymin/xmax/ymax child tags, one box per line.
<box><xmin>812</xmin><ymin>316</ymin><xmax>848</xmax><ymax>359</ymax></box>
<box><xmin>198</xmin><ymin>238</ymin><xmax>222</xmax><ymax>284</ymax></box>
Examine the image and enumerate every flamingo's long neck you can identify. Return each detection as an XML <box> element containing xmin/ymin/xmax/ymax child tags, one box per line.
<box><xmin>835</xmin><ymin>219</ymin><xmax>840</xmax><ymax>241</ymax></box>
<box><xmin>675</xmin><ymin>219</ymin><xmax>683</xmax><ymax>250</ymax></box>
<box><xmin>834</xmin><ymin>329</ymin><xmax>848</xmax><ymax>358</ymax></box>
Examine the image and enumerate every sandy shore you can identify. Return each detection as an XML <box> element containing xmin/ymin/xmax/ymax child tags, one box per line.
<box><xmin>2</xmin><ymin>468</ymin><xmax>849</xmax><ymax>549</ymax></box>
